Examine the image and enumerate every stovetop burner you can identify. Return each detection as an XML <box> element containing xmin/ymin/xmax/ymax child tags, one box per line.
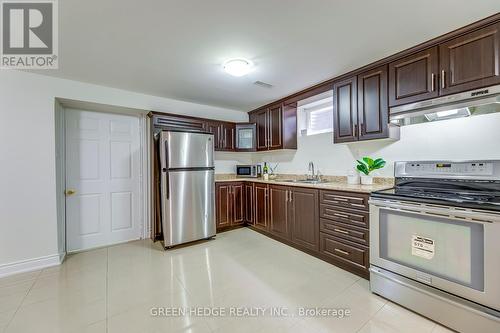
<box><xmin>371</xmin><ymin>160</ymin><xmax>500</xmax><ymax>211</ymax></box>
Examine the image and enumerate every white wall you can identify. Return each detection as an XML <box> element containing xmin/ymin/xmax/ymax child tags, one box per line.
<box><xmin>0</xmin><ymin>70</ymin><xmax>247</xmax><ymax>272</ymax></box>
<box><xmin>252</xmin><ymin>112</ymin><xmax>500</xmax><ymax>177</ymax></box>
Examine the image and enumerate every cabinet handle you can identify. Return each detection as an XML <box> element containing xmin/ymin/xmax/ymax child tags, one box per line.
<box><xmin>431</xmin><ymin>73</ymin><xmax>435</xmax><ymax>92</ymax></box>
<box><xmin>441</xmin><ymin>70</ymin><xmax>446</xmax><ymax>89</ymax></box>
<box><xmin>334</xmin><ymin>248</ymin><xmax>350</xmax><ymax>256</ymax></box>
<box><xmin>334</xmin><ymin>228</ymin><xmax>349</xmax><ymax>235</ymax></box>
<box><xmin>352</xmin><ymin>124</ymin><xmax>356</xmax><ymax>138</ymax></box>
<box><xmin>289</xmin><ymin>190</ymin><xmax>293</xmax><ymax>203</ymax></box>
<box><xmin>359</xmin><ymin>123</ymin><xmax>364</xmax><ymax>136</ymax></box>
<box><xmin>333</xmin><ymin>213</ymin><xmax>349</xmax><ymax>219</ymax></box>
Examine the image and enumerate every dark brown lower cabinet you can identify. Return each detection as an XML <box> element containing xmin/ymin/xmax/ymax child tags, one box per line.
<box><xmin>319</xmin><ymin>233</ymin><xmax>369</xmax><ymax>273</ymax></box>
<box><xmin>289</xmin><ymin>187</ymin><xmax>319</xmax><ymax>251</ymax></box>
<box><xmin>244</xmin><ymin>182</ymin><xmax>254</xmax><ymax>224</ymax></box>
<box><xmin>269</xmin><ymin>185</ymin><xmax>290</xmax><ymax>240</ymax></box>
<box><xmin>215</xmin><ymin>182</ymin><xmax>370</xmax><ymax>279</ymax></box>
<box><xmin>215</xmin><ymin>182</ymin><xmax>244</xmax><ymax>231</ymax></box>
<box><xmin>254</xmin><ymin>183</ymin><xmax>269</xmax><ymax>231</ymax></box>
<box><xmin>318</xmin><ymin>190</ymin><xmax>370</xmax><ymax>278</ymax></box>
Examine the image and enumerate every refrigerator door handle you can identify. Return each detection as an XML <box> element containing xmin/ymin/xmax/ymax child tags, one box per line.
<box><xmin>164</xmin><ymin>139</ymin><xmax>170</xmax><ymax>200</ymax></box>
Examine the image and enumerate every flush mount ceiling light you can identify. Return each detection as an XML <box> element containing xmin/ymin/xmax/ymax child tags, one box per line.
<box><xmin>223</xmin><ymin>59</ymin><xmax>253</xmax><ymax>77</ymax></box>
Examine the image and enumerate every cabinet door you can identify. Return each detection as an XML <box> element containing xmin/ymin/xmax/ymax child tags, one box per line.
<box><xmin>254</xmin><ymin>183</ymin><xmax>268</xmax><ymax>230</ymax></box>
<box><xmin>282</xmin><ymin>102</ymin><xmax>297</xmax><ymax>149</ymax></box>
<box><xmin>268</xmin><ymin>104</ymin><xmax>282</xmax><ymax>150</ymax></box>
<box><xmin>231</xmin><ymin>183</ymin><xmax>245</xmax><ymax>225</ymax></box>
<box><xmin>205</xmin><ymin>121</ymin><xmax>222</xmax><ymax>150</ymax></box>
<box><xmin>254</xmin><ymin>109</ymin><xmax>268</xmax><ymax>151</ymax></box>
<box><xmin>389</xmin><ymin>47</ymin><xmax>439</xmax><ymax>106</ymax></box>
<box><xmin>268</xmin><ymin>185</ymin><xmax>289</xmax><ymax>240</ymax></box>
<box><xmin>245</xmin><ymin>183</ymin><xmax>254</xmax><ymax>224</ymax></box>
<box><xmin>440</xmin><ymin>22</ymin><xmax>500</xmax><ymax>95</ymax></box>
<box><xmin>333</xmin><ymin>77</ymin><xmax>358</xmax><ymax>143</ymax></box>
<box><xmin>216</xmin><ymin>183</ymin><xmax>231</xmax><ymax>229</ymax></box>
<box><xmin>290</xmin><ymin>187</ymin><xmax>319</xmax><ymax>251</ymax></box>
<box><xmin>358</xmin><ymin>65</ymin><xmax>389</xmax><ymax>141</ymax></box>
<box><xmin>221</xmin><ymin>123</ymin><xmax>235</xmax><ymax>151</ymax></box>
<box><xmin>153</xmin><ymin>114</ymin><xmax>205</xmax><ymax>132</ymax></box>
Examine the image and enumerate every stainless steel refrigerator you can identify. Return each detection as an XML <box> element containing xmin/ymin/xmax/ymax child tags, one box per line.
<box><xmin>159</xmin><ymin>131</ymin><xmax>216</xmax><ymax>248</ymax></box>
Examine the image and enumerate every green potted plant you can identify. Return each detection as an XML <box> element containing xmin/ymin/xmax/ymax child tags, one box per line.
<box><xmin>356</xmin><ymin>157</ymin><xmax>386</xmax><ymax>185</ymax></box>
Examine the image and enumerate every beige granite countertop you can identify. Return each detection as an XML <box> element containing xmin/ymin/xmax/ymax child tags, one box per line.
<box><xmin>215</xmin><ymin>174</ymin><xmax>394</xmax><ymax>193</ymax></box>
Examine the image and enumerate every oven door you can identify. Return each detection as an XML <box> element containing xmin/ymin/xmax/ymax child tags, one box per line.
<box><xmin>370</xmin><ymin>198</ymin><xmax>500</xmax><ymax>311</ymax></box>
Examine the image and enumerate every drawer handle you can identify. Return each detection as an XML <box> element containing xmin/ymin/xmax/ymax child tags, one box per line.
<box><xmin>333</xmin><ymin>213</ymin><xmax>349</xmax><ymax>218</ymax></box>
<box><xmin>331</xmin><ymin>197</ymin><xmax>348</xmax><ymax>202</ymax></box>
<box><xmin>333</xmin><ymin>228</ymin><xmax>349</xmax><ymax>235</ymax></box>
<box><xmin>334</xmin><ymin>248</ymin><xmax>350</xmax><ymax>255</ymax></box>
<box><xmin>351</xmin><ymin>203</ymin><xmax>366</xmax><ymax>208</ymax></box>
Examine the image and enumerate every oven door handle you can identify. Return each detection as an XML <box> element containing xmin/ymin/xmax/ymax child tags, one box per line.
<box><xmin>369</xmin><ymin>199</ymin><xmax>500</xmax><ymax>224</ymax></box>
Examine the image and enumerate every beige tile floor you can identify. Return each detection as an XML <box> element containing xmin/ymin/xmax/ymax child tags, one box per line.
<box><xmin>0</xmin><ymin>228</ymin><xmax>454</xmax><ymax>333</ymax></box>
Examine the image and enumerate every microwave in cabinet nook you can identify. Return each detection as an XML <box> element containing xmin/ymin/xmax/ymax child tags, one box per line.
<box><xmin>236</xmin><ymin>165</ymin><xmax>261</xmax><ymax>178</ymax></box>
<box><xmin>235</xmin><ymin>123</ymin><xmax>256</xmax><ymax>151</ymax></box>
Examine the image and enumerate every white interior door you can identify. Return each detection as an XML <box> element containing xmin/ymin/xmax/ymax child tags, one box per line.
<box><xmin>65</xmin><ymin>109</ymin><xmax>142</xmax><ymax>252</ymax></box>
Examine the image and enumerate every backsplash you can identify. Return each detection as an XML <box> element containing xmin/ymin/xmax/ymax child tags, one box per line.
<box><xmin>250</xmin><ymin>112</ymin><xmax>500</xmax><ymax>177</ymax></box>
<box><xmin>215</xmin><ymin>173</ymin><xmax>394</xmax><ymax>185</ymax></box>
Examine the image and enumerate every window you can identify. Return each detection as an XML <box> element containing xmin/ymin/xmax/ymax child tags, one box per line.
<box><xmin>298</xmin><ymin>94</ymin><xmax>333</xmax><ymax>136</ymax></box>
<box><xmin>305</xmin><ymin>105</ymin><xmax>333</xmax><ymax>135</ymax></box>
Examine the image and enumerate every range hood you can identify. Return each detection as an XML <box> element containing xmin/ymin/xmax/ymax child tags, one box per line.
<box><xmin>390</xmin><ymin>85</ymin><xmax>500</xmax><ymax>126</ymax></box>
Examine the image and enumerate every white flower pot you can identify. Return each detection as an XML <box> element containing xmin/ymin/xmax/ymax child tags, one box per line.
<box><xmin>360</xmin><ymin>175</ymin><xmax>373</xmax><ymax>185</ymax></box>
<box><xmin>347</xmin><ymin>174</ymin><xmax>360</xmax><ymax>185</ymax></box>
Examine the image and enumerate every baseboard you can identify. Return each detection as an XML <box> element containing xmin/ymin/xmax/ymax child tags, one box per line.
<box><xmin>0</xmin><ymin>253</ymin><xmax>63</xmax><ymax>278</ymax></box>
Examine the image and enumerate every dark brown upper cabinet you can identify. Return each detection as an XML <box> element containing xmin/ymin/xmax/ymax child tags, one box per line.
<box><xmin>333</xmin><ymin>76</ymin><xmax>358</xmax><ymax>143</ymax></box>
<box><xmin>282</xmin><ymin>102</ymin><xmax>298</xmax><ymax>149</ymax></box>
<box><xmin>249</xmin><ymin>103</ymin><xmax>297</xmax><ymax>151</ymax></box>
<box><xmin>333</xmin><ymin>66</ymin><xmax>393</xmax><ymax>143</ymax></box>
<box><xmin>204</xmin><ymin>121</ymin><xmax>222</xmax><ymax>150</ymax></box>
<box><xmin>220</xmin><ymin>122</ymin><xmax>235</xmax><ymax>151</ymax></box>
<box><xmin>440</xmin><ymin>22</ymin><xmax>500</xmax><ymax>95</ymax></box>
<box><xmin>252</xmin><ymin>108</ymin><xmax>268</xmax><ymax>150</ymax></box>
<box><xmin>389</xmin><ymin>47</ymin><xmax>439</xmax><ymax>106</ymax></box>
<box><xmin>268</xmin><ymin>105</ymin><xmax>282</xmax><ymax>150</ymax></box>
<box><xmin>203</xmin><ymin>121</ymin><xmax>235</xmax><ymax>151</ymax></box>
<box><xmin>152</xmin><ymin>113</ymin><xmax>205</xmax><ymax>131</ymax></box>
<box><xmin>251</xmin><ymin>15</ymin><xmax>500</xmax><ymax>143</ymax></box>
<box><xmin>357</xmin><ymin>65</ymin><xmax>389</xmax><ymax>141</ymax></box>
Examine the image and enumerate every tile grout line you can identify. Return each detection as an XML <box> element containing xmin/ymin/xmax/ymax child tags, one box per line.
<box><xmin>3</xmin><ymin>269</ymin><xmax>42</xmax><ymax>331</ymax></box>
<box><xmin>354</xmin><ymin>300</ymin><xmax>390</xmax><ymax>333</ymax></box>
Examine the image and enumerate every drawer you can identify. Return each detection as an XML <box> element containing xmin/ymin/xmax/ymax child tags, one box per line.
<box><xmin>319</xmin><ymin>205</ymin><xmax>369</xmax><ymax>228</ymax></box>
<box><xmin>320</xmin><ymin>190</ymin><xmax>369</xmax><ymax>211</ymax></box>
<box><xmin>320</xmin><ymin>233</ymin><xmax>368</xmax><ymax>270</ymax></box>
<box><xmin>320</xmin><ymin>219</ymin><xmax>368</xmax><ymax>246</ymax></box>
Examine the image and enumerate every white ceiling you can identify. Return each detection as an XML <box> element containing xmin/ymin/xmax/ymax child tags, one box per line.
<box><xmin>39</xmin><ymin>0</ymin><xmax>500</xmax><ymax>111</ymax></box>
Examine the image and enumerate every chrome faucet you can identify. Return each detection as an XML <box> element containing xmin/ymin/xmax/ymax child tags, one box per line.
<box><xmin>308</xmin><ymin>161</ymin><xmax>315</xmax><ymax>180</ymax></box>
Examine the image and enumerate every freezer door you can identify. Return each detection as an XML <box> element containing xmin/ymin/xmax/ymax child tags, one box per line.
<box><xmin>161</xmin><ymin>169</ymin><xmax>215</xmax><ymax>247</ymax></box>
<box><xmin>161</xmin><ymin>131</ymin><xmax>214</xmax><ymax>169</ymax></box>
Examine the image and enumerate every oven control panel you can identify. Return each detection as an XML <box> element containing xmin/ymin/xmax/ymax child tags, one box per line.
<box><xmin>395</xmin><ymin>161</ymin><xmax>500</xmax><ymax>179</ymax></box>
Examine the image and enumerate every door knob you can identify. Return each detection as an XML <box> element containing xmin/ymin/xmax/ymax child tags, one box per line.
<box><xmin>65</xmin><ymin>189</ymin><xmax>77</xmax><ymax>196</ymax></box>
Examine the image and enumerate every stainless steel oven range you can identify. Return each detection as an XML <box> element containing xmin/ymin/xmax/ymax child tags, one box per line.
<box><xmin>369</xmin><ymin>160</ymin><xmax>500</xmax><ymax>333</ymax></box>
